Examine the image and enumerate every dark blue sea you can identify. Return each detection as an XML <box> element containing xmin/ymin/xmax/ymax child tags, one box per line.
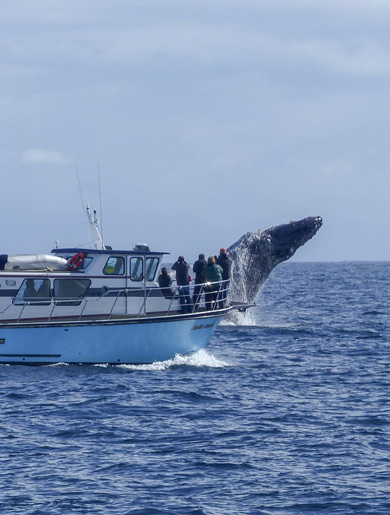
<box><xmin>2</xmin><ymin>262</ymin><xmax>390</xmax><ymax>514</ymax></box>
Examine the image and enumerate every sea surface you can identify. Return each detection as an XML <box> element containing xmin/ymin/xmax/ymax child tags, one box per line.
<box><xmin>1</xmin><ymin>262</ymin><xmax>390</xmax><ymax>514</ymax></box>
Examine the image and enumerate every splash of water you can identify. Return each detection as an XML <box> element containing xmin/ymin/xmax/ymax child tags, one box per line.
<box><xmin>222</xmin><ymin>309</ymin><xmax>259</xmax><ymax>326</ymax></box>
<box><xmin>118</xmin><ymin>349</ymin><xmax>229</xmax><ymax>371</ymax></box>
<box><xmin>42</xmin><ymin>351</ymin><xmax>227</xmax><ymax>370</ymax></box>
<box><xmin>228</xmin><ymin>229</ymin><xmax>270</xmax><ymax>304</ymax></box>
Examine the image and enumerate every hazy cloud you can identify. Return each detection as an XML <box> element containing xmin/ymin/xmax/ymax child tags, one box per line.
<box><xmin>0</xmin><ymin>1</ymin><xmax>389</xmax><ymax>260</ymax></box>
<box><xmin>22</xmin><ymin>148</ymin><xmax>70</xmax><ymax>165</ymax></box>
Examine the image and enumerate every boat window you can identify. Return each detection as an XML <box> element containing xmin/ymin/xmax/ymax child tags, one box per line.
<box><xmin>145</xmin><ymin>257</ymin><xmax>159</xmax><ymax>281</ymax></box>
<box><xmin>64</xmin><ymin>256</ymin><xmax>93</xmax><ymax>270</ymax></box>
<box><xmin>130</xmin><ymin>257</ymin><xmax>143</xmax><ymax>281</ymax></box>
<box><xmin>79</xmin><ymin>257</ymin><xmax>93</xmax><ymax>269</ymax></box>
<box><xmin>13</xmin><ymin>278</ymin><xmax>51</xmax><ymax>305</ymax></box>
<box><xmin>103</xmin><ymin>256</ymin><xmax>125</xmax><ymax>275</ymax></box>
<box><xmin>53</xmin><ymin>279</ymin><xmax>91</xmax><ymax>306</ymax></box>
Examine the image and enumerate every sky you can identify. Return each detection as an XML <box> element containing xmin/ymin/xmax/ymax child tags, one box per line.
<box><xmin>1</xmin><ymin>0</ymin><xmax>390</xmax><ymax>262</ymax></box>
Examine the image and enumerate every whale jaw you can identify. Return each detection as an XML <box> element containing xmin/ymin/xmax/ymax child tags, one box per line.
<box><xmin>268</xmin><ymin>216</ymin><xmax>323</xmax><ymax>263</ymax></box>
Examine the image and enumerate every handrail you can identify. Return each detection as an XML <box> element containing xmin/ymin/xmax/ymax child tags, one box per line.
<box><xmin>4</xmin><ymin>279</ymin><xmax>231</xmax><ymax>324</ymax></box>
<box><xmin>108</xmin><ymin>289</ymin><xmax>123</xmax><ymax>320</ymax></box>
<box><xmin>137</xmin><ymin>287</ymin><xmax>153</xmax><ymax>317</ymax></box>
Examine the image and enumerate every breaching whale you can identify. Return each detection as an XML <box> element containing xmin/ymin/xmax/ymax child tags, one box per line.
<box><xmin>228</xmin><ymin>216</ymin><xmax>323</xmax><ymax>304</ymax></box>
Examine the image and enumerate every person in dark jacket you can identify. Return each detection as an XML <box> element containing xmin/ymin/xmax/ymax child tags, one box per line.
<box><xmin>23</xmin><ymin>279</ymin><xmax>37</xmax><ymax>301</ymax></box>
<box><xmin>158</xmin><ymin>267</ymin><xmax>174</xmax><ymax>299</ymax></box>
<box><xmin>204</xmin><ymin>256</ymin><xmax>223</xmax><ymax>311</ymax></box>
<box><xmin>216</xmin><ymin>248</ymin><xmax>232</xmax><ymax>308</ymax></box>
<box><xmin>192</xmin><ymin>253</ymin><xmax>206</xmax><ymax>310</ymax></box>
<box><xmin>172</xmin><ymin>256</ymin><xmax>192</xmax><ymax>313</ymax></box>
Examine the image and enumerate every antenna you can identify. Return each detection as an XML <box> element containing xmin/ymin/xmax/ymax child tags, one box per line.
<box><xmin>76</xmin><ymin>167</ymin><xmax>89</xmax><ymax>244</ymax></box>
<box><xmin>86</xmin><ymin>205</ymin><xmax>105</xmax><ymax>250</ymax></box>
<box><xmin>98</xmin><ymin>164</ymin><xmax>104</xmax><ymax>245</ymax></box>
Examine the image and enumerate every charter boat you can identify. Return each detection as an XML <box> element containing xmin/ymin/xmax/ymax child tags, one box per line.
<box><xmin>0</xmin><ymin>207</ymin><xmax>247</xmax><ymax>365</ymax></box>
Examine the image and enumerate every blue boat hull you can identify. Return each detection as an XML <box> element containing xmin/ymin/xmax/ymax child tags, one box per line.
<box><xmin>0</xmin><ymin>313</ymin><xmax>224</xmax><ymax>364</ymax></box>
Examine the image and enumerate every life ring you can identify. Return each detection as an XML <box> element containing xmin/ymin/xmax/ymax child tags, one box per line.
<box><xmin>67</xmin><ymin>252</ymin><xmax>86</xmax><ymax>271</ymax></box>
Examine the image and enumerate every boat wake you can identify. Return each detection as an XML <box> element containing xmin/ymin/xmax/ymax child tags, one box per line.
<box><xmin>118</xmin><ymin>349</ymin><xmax>229</xmax><ymax>371</ymax></box>
<box><xmin>41</xmin><ymin>350</ymin><xmax>228</xmax><ymax>370</ymax></box>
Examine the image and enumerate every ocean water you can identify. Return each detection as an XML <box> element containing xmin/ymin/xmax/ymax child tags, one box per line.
<box><xmin>1</xmin><ymin>262</ymin><xmax>390</xmax><ymax>514</ymax></box>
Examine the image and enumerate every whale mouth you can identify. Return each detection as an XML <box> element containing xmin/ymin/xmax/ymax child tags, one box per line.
<box><xmin>269</xmin><ymin>216</ymin><xmax>323</xmax><ymax>254</ymax></box>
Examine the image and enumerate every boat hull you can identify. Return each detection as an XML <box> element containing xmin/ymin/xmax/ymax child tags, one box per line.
<box><xmin>0</xmin><ymin>313</ymin><xmax>225</xmax><ymax>364</ymax></box>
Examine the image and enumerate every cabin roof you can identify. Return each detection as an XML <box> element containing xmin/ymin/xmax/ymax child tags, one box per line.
<box><xmin>52</xmin><ymin>248</ymin><xmax>169</xmax><ymax>256</ymax></box>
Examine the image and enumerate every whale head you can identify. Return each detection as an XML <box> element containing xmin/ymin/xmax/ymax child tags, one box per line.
<box><xmin>228</xmin><ymin>216</ymin><xmax>323</xmax><ymax>303</ymax></box>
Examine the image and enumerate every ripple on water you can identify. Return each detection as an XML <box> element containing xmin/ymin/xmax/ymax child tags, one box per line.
<box><xmin>1</xmin><ymin>263</ymin><xmax>390</xmax><ymax>513</ymax></box>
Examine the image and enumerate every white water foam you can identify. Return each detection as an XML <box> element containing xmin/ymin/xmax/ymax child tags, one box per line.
<box><xmin>40</xmin><ymin>351</ymin><xmax>227</xmax><ymax>370</ymax></box>
<box><xmin>222</xmin><ymin>309</ymin><xmax>259</xmax><ymax>326</ymax></box>
<box><xmin>118</xmin><ymin>349</ymin><xmax>229</xmax><ymax>371</ymax></box>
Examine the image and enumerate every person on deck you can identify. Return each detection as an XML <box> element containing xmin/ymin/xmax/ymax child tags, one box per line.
<box><xmin>204</xmin><ymin>256</ymin><xmax>223</xmax><ymax>311</ymax></box>
<box><xmin>216</xmin><ymin>248</ymin><xmax>232</xmax><ymax>308</ymax></box>
<box><xmin>192</xmin><ymin>253</ymin><xmax>206</xmax><ymax>310</ymax></box>
<box><xmin>158</xmin><ymin>267</ymin><xmax>174</xmax><ymax>299</ymax></box>
<box><xmin>172</xmin><ymin>256</ymin><xmax>192</xmax><ymax>313</ymax></box>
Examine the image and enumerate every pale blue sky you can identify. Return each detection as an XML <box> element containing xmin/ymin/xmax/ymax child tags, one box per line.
<box><xmin>1</xmin><ymin>1</ymin><xmax>389</xmax><ymax>261</ymax></box>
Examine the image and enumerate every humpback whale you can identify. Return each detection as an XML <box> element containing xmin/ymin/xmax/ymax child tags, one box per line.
<box><xmin>228</xmin><ymin>216</ymin><xmax>323</xmax><ymax>304</ymax></box>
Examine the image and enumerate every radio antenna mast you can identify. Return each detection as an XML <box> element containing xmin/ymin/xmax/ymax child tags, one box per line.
<box><xmin>86</xmin><ymin>205</ymin><xmax>105</xmax><ymax>250</ymax></box>
<box><xmin>98</xmin><ymin>164</ymin><xmax>104</xmax><ymax>246</ymax></box>
<box><xmin>76</xmin><ymin>167</ymin><xmax>89</xmax><ymax>245</ymax></box>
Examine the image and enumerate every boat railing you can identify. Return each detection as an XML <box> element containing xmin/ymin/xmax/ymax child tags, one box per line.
<box><xmin>7</xmin><ymin>279</ymin><xmax>231</xmax><ymax>324</ymax></box>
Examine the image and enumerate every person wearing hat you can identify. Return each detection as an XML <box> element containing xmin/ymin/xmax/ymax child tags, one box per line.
<box><xmin>216</xmin><ymin>248</ymin><xmax>232</xmax><ymax>308</ymax></box>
